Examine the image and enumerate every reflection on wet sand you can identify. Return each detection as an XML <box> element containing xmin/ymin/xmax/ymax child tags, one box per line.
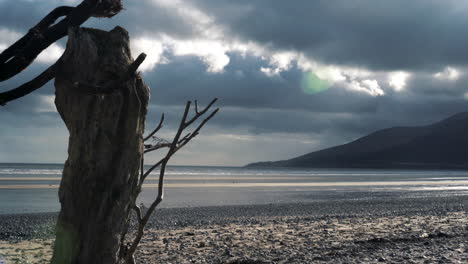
<box><xmin>1</xmin><ymin>180</ymin><xmax>468</xmax><ymax>189</ymax></box>
<box><xmin>0</xmin><ymin>176</ymin><xmax>324</xmax><ymax>181</ymax></box>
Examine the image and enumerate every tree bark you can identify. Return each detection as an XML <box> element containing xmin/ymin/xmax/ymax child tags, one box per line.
<box><xmin>51</xmin><ymin>26</ymin><xmax>149</xmax><ymax>264</ymax></box>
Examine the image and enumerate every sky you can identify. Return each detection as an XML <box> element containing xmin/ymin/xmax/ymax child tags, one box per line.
<box><xmin>1</xmin><ymin>0</ymin><xmax>468</xmax><ymax>166</ymax></box>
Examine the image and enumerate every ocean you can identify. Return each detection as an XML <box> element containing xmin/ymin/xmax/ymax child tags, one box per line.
<box><xmin>1</xmin><ymin>163</ymin><xmax>468</xmax><ymax>214</ymax></box>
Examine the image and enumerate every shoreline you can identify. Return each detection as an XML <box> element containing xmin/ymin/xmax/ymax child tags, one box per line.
<box><xmin>1</xmin><ymin>179</ymin><xmax>468</xmax><ymax>190</ymax></box>
<box><xmin>1</xmin><ymin>195</ymin><xmax>467</xmax><ymax>240</ymax></box>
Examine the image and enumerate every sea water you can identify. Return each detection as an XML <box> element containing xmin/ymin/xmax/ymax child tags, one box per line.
<box><xmin>1</xmin><ymin>163</ymin><xmax>468</xmax><ymax>214</ymax></box>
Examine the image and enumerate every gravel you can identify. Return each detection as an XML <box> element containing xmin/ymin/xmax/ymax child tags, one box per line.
<box><xmin>0</xmin><ymin>194</ymin><xmax>466</xmax><ymax>241</ymax></box>
<box><xmin>1</xmin><ymin>194</ymin><xmax>467</xmax><ymax>263</ymax></box>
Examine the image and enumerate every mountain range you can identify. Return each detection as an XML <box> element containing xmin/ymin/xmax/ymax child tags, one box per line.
<box><xmin>246</xmin><ymin>112</ymin><xmax>468</xmax><ymax>169</ymax></box>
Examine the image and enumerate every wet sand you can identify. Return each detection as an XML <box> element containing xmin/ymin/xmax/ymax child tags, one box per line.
<box><xmin>1</xmin><ymin>179</ymin><xmax>468</xmax><ymax>189</ymax></box>
<box><xmin>0</xmin><ymin>177</ymin><xmax>325</xmax><ymax>181</ymax></box>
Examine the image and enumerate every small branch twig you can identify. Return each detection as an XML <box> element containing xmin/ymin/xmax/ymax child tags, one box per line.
<box><xmin>144</xmin><ymin>143</ymin><xmax>171</xmax><ymax>153</ymax></box>
<box><xmin>73</xmin><ymin>53</ymin><xmax>146</xmax><ymax>94</ymax></box>
<box><xmin>133</xmin><ymin>205</ymin><xmax>143</xmax><ymax>224</ymax></box>
<box><xmin>185</xmin><ymin>98</ymin><xmax>217</xmax><ymax>128</ymax></box>
<box><xmin>143</xmin><ymin>113</ymin><xmax>165</xmax><ymax>141</ymax></box>
<box><xmin>140</xmin><ymin>98</ymin><xmax>218</xmax><ymax>181</ymax></box>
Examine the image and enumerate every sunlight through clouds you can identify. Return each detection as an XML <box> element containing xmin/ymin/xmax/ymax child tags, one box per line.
<box><xmin>388</xmin><ymin>71</ymin><xmax>410</xmax><ymax>91</ymax></box>
<box><xmin>434</xmin><ymin>66</ymin><xmax>460</xmax><ymax>81</ymax></box>
<box><xmin>260</xmin><ymin>67</ymin><xmax>280</xmax><ymax>77</ymax></box>
<box><xmin>36</xmin><ymin>43</ymin><xmax>64</xmax><ymax>64</ymax></box>
<box><xmin>35</xmin><ymin>95</ymin><xmax>57</xmax><ymax>113</ymax></box>
<box><xmin>297</xmin><ymin>56</ymin><xmax>384</xmax><ymax>96</ymax></box>
<box><xmin>269</xmin><ymin>52</ymin><xmax>297</xmax><ymax>72</ymax></box>
<box><xmin>131</xmin><ymin>38</ymin><xmax>167</xmax><ymax>72</ymax></box>
<box><xmin>171</xmin><ymin>39</ymin><xmax>230</xmax><ymax>73</ymax></box>
<box><xmin>137</xmin><ymin>0</ymin><xmax>401</xmax><ymax>97</ymax></box>
<box><xmin>347</xmin><ymin>79</ymin><xmax>384</xmax><ymax>96</ymax></box>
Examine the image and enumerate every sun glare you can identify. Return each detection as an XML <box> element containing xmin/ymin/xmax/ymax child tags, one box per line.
<box><xmin>301</xmin><ymin>72</ymin><xmax>331</xmax><ymax>94</ymax></box>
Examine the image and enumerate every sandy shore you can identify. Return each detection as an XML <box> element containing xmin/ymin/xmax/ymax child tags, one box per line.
<box><xmin>0</xmin><ymin>195</ymin><xmax>467</xmax><ymax>263</ymax></box>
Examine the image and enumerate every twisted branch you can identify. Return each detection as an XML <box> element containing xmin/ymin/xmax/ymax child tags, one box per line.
<box><xmin>0</xmin><ymin>0</ymin><xmax>124</xmax><ymax>106</ymax></box>
<box><xmin>0</xmin><ymin>6</ymin><xmax>74</xmax><ymax>66</ymax></box>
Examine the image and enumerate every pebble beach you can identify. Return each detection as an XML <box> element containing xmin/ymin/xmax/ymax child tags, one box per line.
<box><xmin>0</xmin><ymin>194</ymin><xmax>467</xmax><ymax>263</ymax></box>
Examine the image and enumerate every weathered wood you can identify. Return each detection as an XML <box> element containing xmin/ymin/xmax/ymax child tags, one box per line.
<box><xmin>51</xmin><ymin>26</ymin><xmax>149</xmax><ymax>264</ymax></box>
<box><xmin>0</xmin><ymin>0</ymin><xmax>124</xmax><ymax>106</ymax></box>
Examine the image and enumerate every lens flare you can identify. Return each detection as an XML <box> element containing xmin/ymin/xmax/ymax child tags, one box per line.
<box><xmin>301</xmin><ymin>72</ymin><xmax>330</xmax><ymax>94</ymax></box>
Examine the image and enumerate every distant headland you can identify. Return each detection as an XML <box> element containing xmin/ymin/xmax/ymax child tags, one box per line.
<box><xmin>246</xmin><ymin>112</ymin><xmax>468</xmax><ymax>170</ymax></box>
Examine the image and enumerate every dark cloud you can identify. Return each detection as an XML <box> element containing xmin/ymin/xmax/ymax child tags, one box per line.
<box><xmin>86</xmin><ymin>1</ymin><xmax>200</xmax><ymax>39</ymax></box>
<box><xmin>193</xmin><ymin>0</ymin><xmax>468</xmax><ymax>71</ymax></box>
<box><xmin>0</xmin><ymin>0</ymin><xmax>199</xmax><ymax>39</ymax></box>
<box><xmin>0</xmin><ymin>0</ymin><xmax>60</xmax><ymax>32</ymax></box>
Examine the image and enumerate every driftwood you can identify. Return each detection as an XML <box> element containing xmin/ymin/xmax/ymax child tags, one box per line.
<box><xmin>1</xmin><ymin>1</ymin><xmax>219</xmax><ymax>263</ymax></box>
<box><xmin>52</xmin><ymin>26</ymin><xmax>150</xmax><ymax>264</ymax></box>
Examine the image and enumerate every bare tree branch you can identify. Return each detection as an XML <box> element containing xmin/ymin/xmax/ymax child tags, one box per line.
<box><xmin>178</xmin><ymin>133</ymin><xmax>192</xmax><ymax>144</ymax></box>
<box><xmin>138</xmin><ymin>159</ymin><xmax>164</xmax><ymax>187</ymax></box>
<box><xmin>171</xmin><ymin>101</ymin><xmax>192</xmax><ymax>147</ymax></box>
<box><xmin>141</xmin><ymin>99</ymin><xmax>217</xmax><ymax>181</ymax></box>
<box><xmin>0</xmin><ymin>53</ymin><xmax>146</xmax><ymax>106</ymax></box>
<box><xmin>125</xmin><ymin>99</ymin><xmax>219</xmax><ymax>262</ymax></box>
<box><xmin>184</xmin><ymin>98</ymin><xmax>218</xmax><ymax>128</ymax></box>
<box><xmin>143</xmin><ymin>113</ymin><xmax>165</xmax><ymax>141</ymax></box>
<box><xmin>175</xmin><ymin>108</ymin><xmax>219</xmax><ymax>152</ymax></box>
<box><xmin>0</xmin><ymin>63</ymin><xmax>57</xmax><ymax>106</ymax></box>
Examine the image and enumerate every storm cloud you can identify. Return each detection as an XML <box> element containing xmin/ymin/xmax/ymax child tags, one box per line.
<box><xmin>192</xmin><ymin>0</ymin><xmax>468</xmax><ymax>71</ymax></box>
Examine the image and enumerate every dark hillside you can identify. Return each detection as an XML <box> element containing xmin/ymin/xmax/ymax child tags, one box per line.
<box><xmin>247</xmin><ymin>112</ymin><xmax>468</xmax><ymax>169</ymax></box>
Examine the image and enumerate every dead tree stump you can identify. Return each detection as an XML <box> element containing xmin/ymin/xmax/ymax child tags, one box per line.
<box><xmin>51</xmin><ymin>26</ymin><xmax>149</xmax><ymax>264</ymax></box>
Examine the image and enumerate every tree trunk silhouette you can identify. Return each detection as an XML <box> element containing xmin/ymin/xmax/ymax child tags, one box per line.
<box><xmin>51</xmin><ymin>26</ymin><xmax>149</xmax><ymax>264</ymax></box>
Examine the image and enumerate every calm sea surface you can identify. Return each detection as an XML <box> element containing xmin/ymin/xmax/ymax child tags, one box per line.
<box><xmin>1</xmin><ymin>163</ymin><xmax>468</xmax><ymax>214</ymax></box>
